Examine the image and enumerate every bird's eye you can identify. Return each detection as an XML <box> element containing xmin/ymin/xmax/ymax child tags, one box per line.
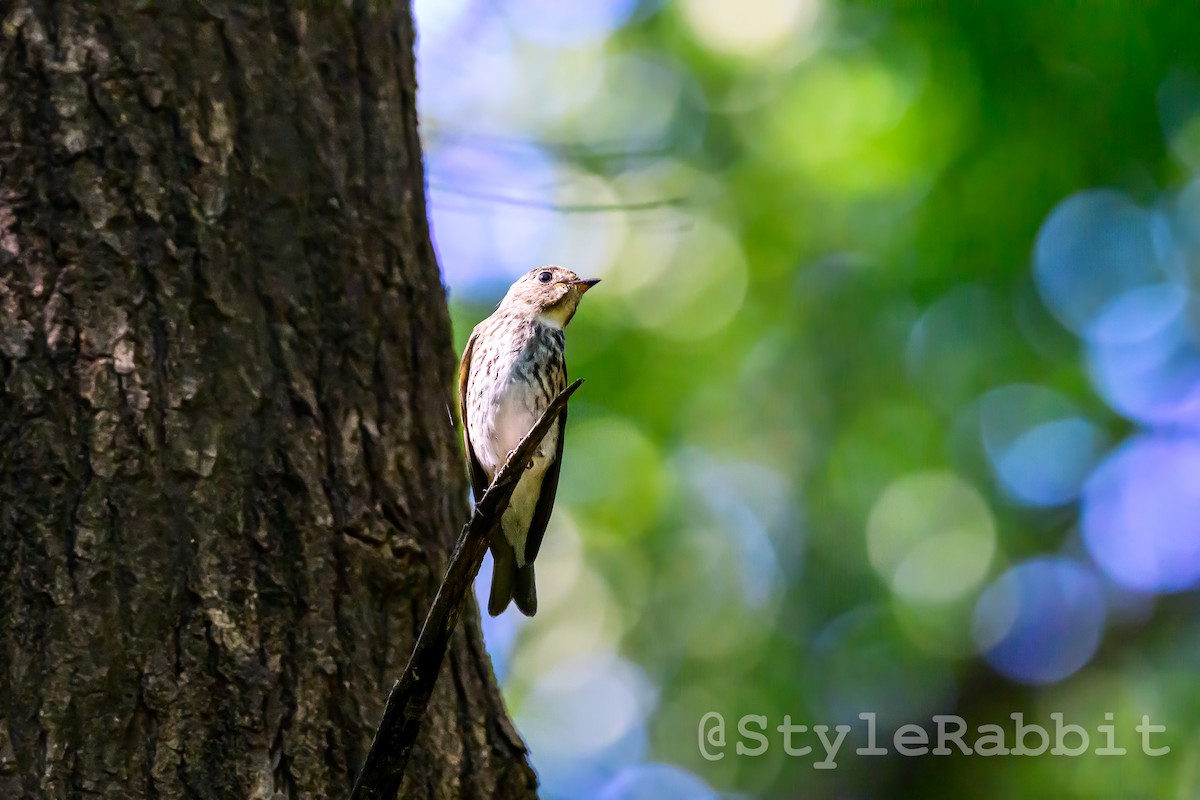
<box><xmin>538</xmin><ymin>270</ymin><xmax>553</xmax><ymax>283</ymax></box>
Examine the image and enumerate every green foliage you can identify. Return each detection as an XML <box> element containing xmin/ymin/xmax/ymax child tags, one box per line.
<box><xmin>435</xmin><ymin>1</ymin><xmax>1200</xmax><ymax>796</ymax></box>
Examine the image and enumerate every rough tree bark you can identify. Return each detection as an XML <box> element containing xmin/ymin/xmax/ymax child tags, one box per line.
<box><xmin>0</xmin><ymin>2</ymin><xmax>537</xmax><ymax>798</ymax></box>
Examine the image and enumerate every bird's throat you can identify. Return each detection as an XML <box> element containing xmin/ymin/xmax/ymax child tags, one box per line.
<box><xmin>537</xmin><ymin>301</ymin><xmax>575</xmax><ymax>330</ymax></box>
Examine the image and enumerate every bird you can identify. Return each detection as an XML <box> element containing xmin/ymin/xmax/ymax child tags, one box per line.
<box><xmin>458</xmin><ymin>265</ymin><xmax>600</xmax><ymax>616</ymax></box>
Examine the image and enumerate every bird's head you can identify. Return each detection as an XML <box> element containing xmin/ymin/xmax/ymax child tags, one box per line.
<box><xmin>501</xmin><ymin>265</ymin><xmax>600</xmax><ymax>328</ymax></box>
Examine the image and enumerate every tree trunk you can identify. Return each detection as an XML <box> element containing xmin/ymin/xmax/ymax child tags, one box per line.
<box><xmin>0</xmin><ymin>2</ymin><xmax>536</xmax><ymax>798</ymax></box>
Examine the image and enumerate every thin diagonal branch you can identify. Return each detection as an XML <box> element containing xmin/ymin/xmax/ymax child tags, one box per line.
<box><xmin>350</xmin><ymin>378</ymin><xmax>584</xmax><ymax>800</ymax></box>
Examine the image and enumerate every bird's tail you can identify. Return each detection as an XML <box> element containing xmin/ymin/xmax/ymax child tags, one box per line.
<box><xmin>514</xmin><ymin>563</ymin><xmax>537</xmax><ymax>616</ymax></box>
<box><xmin>488</xmin><ymin>541</ymin><xmax>515</xmax><ymax>616</ymax></box>
<box><xmin>487</xmin><ymin>540</ymin><xmax>538</xmax><ymax>617</ymax></box>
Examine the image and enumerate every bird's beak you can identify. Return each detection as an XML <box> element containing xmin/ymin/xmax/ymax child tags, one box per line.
<box><xmin>570</xmin><ymin>278</ymin><xmax>601</xmax><ymax>292</ymax></box>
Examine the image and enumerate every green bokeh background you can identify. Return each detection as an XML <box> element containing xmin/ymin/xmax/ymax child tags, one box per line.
<box><xmin>424</xmin><ymin>1</ymin><xmax>1200</xmax><ymax>796</ymax></box>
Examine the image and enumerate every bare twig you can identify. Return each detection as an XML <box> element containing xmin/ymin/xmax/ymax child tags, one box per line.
<box><xmin>427</xmin><ymin>181</ymin><xmax>688</xmax><ymax>214</ymax></box>
<box><xmin>350</xmin><ymin>378</ymin><xmax>584</xmax><ymax>800</ymax></box>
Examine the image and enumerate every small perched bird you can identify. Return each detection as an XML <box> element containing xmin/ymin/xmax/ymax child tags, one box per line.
<box><xmin>458</xmin><ymin>266</ymin><xmax>600</xmax><ymax>616</ymax></box>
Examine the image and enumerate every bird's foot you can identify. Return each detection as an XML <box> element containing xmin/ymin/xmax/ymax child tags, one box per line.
<box><xmin>505</xmin><ymin>447</ymin><xmax>536</xmax><ymax>471</ymax></box>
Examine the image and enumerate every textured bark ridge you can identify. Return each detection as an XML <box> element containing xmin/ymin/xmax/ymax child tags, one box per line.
<box><xmin>0</xmin><ymin>3</ymin><xmax>536</xmax><ymax>798</ymax></box>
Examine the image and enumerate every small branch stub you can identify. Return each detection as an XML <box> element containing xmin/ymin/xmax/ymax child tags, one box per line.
<box><xmin>350</xmin><ymin>378</ymin><xmax>584</xmax><ymax>800</ymax></box>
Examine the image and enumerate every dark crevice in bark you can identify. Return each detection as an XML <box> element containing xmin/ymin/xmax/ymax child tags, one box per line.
<box><xmin>135</xmin><ymin>678</ymin><xmax>159</xmax><ymax>800</ymax></box>
<box><xmin>350</xmin><ymin>1</ymin><xmax>378</xmax><ymax>212</ymax></box>
<box><xmin>68</xmin><ymin>726</ymin><xmax>84</xmax><ymax>800</ymax></box>
<box><xmin>105</xmin><ymin>495</ymin><xmax>133</xmax><ymax>637</ymax></box>
<box><xmin>448</xmin><ymin>647</ymin><xmax>479</xmax><ymax>800</ymax></box>
<box><xmin>134</xmin><ymin>232</ymin><xmax>172</xmax><ymax>462</ymax></box>
<box><xmin>63</xmin><ymin>395</ymin><xmax>92</xmax><ymax>585</ymax></box>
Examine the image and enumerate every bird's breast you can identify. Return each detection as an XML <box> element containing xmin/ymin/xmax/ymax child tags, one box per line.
<box><xmin>466</xmin><ymin>323</ymin><xmax>565</xmax><ymax>475</ymax></box>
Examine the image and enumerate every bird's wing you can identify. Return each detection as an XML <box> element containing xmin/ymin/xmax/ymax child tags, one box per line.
<box><xmin>457</xmin><ymin>330</ymin><xmax>490</xmax><ymax>502</ymax></box>
<box><xmin>523</xmin><ymin>402</ymin><xmax>566</xmax><ymax>565</ymax></box>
